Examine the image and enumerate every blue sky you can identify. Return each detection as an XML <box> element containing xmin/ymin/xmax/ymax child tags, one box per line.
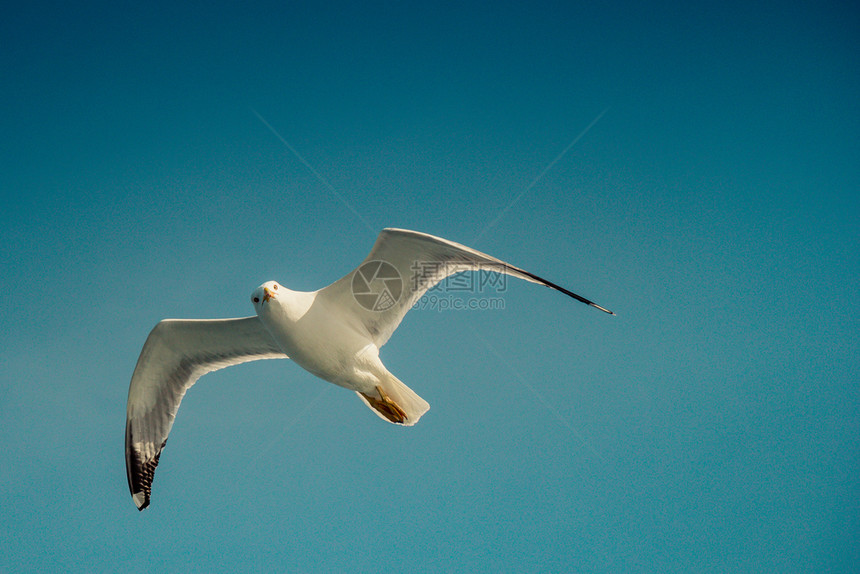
<box><xmin>1</xmin><ymin>1</ymin><xmax>857</xmax><ymax>572</ymax></box>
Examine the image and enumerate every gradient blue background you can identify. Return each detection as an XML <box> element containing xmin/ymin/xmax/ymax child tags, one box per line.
<box><xmin>2</xmin><ymin>1</ymin><xmax>857</xmax><ymax>572</ymax></box>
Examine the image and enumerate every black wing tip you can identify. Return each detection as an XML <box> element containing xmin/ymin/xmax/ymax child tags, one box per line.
<box><xmin>126</xmin><ymin>436</ymin><xmax>165</xmax><ymax>512</ymax></box>
<box><xmin>590</xmin><ymin>302</ymin><xmax>616</xmax><ymax>315</ymax></box>
<box><xmin>575</xmin><ymin>297</ymin><xmax>615</xmax><ymax>316</ymax></box>
<box><xmin>515</xmin><ymin>267</ymin><xmax>615</xmax><ymax>315</ymax></box>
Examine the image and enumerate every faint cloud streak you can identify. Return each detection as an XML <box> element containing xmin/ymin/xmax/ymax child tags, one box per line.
<box><xmin>466</xmin><ymin>323</ymin><xmax>603</xmax><ymax>461</ymax></box>
<box><xmin>246</xmin><ymin>385</ymin><xmax>331</xmax><ymax>471</ymax></box>
<box><xmin>251</xmin><ymin>108</ymin><xmax>376</xmax><ymax>234</ymax></box>
<box><xmin>473</xmin><ymin>107</ymin><xmax>609</xmax><ymax>244</ymax></box>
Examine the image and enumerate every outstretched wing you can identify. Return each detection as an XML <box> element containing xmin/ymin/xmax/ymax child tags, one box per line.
<box><xmin>316</xmin><ymin>228</ymin><xmax>613</xmax><ymax>347</ymax></box>
<box><xmin>125</xmin><ymin>316</ymin><xmax>288</xmax><ymax>510</ymax></box>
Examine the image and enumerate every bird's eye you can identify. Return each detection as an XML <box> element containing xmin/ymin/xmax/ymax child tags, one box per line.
<box><xmin>253</xmin><ymin>297</ymin><xmax>260</xmax><ymax>303</ymax></box>
<box><xmin>273</xmin><ymin>284</ymin><xmax>278</xmax><ymax>290</ymax></box>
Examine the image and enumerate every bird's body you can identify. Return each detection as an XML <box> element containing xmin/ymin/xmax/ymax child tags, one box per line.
<box><xmin>257</xmin><ymin>287</ymin><xmax>351</xmax><ymax>383</ymax></box>
<box><xmin>125</xmin><ymin>228</ymin><xmax>613</xmax><ymax>510</ymax></box>
<box><xmin>254</xmin><ymin>284</ymin><xmax>423</xmax><ymax>420</ymax></box>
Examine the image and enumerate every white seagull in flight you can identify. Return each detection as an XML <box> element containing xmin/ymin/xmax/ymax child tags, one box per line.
<box><xmin>125</xmin><ymin>228</ymin><xmax>614</xmax><ymax>510</ymax></box>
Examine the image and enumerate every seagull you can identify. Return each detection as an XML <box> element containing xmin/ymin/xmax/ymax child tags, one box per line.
<box><xmin>125</xmin><ymin>228</ymin><xmax>614</xmax><ymax>510</ymax></box>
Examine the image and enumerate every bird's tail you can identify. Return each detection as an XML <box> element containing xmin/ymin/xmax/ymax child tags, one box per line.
<box><xmin>355</xmin><ymin>373</ymin><xmax>430</xmax><ymax>427</ymax></box>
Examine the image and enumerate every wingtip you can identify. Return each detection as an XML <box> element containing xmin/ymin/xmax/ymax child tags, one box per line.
<box><xmin>133</xmin><ymin>491</ymin><xmax>149</xmax><ymax>511</ymax></box>
<box><xmin>126</xmin><ymin>436</ymin><xmax>165</xmax><ymax>513</ymax></box>
<box><xmin>592</xmin><ymin>303</ymin><xmax>615</xmax><ymax>315</ymax></box>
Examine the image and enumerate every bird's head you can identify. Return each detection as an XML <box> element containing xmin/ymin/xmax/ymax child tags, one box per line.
<box><xmin>251</xmin><ymin>281</ymin><xmax>281</xmax><ymax>311</ymax></box>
